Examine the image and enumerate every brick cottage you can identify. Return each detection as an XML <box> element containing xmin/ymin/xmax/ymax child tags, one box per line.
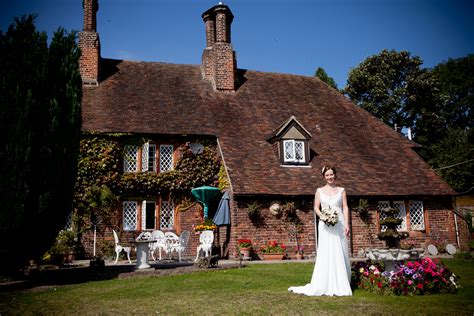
<box><xmin>78</xmin><ymin>0</ymin><xmax>469</xmax><ymax>259</ymax></box>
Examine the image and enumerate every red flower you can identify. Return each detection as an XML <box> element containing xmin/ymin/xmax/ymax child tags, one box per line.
<box><xmin>377</xmin><ymin>282</ymin><xmax>382</xmax><ymax>288</ymax></box>
<box><xmin>417</xmin><ymin>283</ymin><xmax>423</xmax><ymax>289</ymax></box>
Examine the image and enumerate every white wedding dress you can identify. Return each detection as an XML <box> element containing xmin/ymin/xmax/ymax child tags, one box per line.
<box><xmin>288</xmin><ymin>188</ymin><xmax>352</xmax><ymax>296</ymax></box>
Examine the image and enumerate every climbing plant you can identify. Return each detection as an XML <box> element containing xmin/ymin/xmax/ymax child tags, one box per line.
<box><xmin>73</xmin><ymin>135</ymin><xmax>222</xmax><ymax>221</ymax></box>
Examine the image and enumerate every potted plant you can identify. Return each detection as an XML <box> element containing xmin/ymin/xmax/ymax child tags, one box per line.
<box><xmin>237</xmin><ymin>239</ymin><xmax>252</xmax><ymax>259</ymax></box>
<box><xmin>194</xmin><ymin>218</ymin><xmax>217</xmax><ymax>233</ymax></box>
<box><xmin>295</xmin><ymin>246</ymin><xmax>305</xmax><ymax>260</ymax></box>
<box><xmin>260</xmin><ymin>241</ymin><xmax>286</xmax><ymax>260</ymax></box>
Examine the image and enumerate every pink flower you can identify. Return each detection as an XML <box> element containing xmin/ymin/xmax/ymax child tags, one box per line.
<box><xmin>408</xmin><ymin>280</ymin><xmax>413</xmax><ymax>285</ymax></box>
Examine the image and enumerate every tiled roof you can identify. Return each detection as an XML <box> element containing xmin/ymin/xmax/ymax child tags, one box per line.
<box><xmin>82</xmin><ymin>59</ymin><xmax>454</xmax><ymax>197</ymax></box>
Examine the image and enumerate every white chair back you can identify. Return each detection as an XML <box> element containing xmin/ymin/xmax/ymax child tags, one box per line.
<box><xmin>199</xmin><ymin>230</ymin><xmax>214</xmax><ymax>245</ymax></box>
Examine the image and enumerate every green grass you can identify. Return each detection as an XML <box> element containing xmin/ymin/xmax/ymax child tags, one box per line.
<box><xmin>0</xmin><ymin>258</ymin><xmax>473</xmax><ymax>315</ymax></box>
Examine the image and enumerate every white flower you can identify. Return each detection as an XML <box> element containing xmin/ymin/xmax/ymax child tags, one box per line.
<box><xmin>321</xmin><ymin>206</ymin><xmax>338</xmax><ymax>226</ymax></box>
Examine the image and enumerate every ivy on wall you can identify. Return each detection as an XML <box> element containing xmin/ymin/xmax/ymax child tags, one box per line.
<box><xmin>73</xmin><ymin>135</ymin><xmax>222</xmax><ymax>216</ymax></box>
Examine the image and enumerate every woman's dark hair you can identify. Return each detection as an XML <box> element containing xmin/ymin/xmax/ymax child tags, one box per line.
<box><xmin>321</xmin><ymin>165</ymin><xmax>337</xmax><ymax>177</ymax></box>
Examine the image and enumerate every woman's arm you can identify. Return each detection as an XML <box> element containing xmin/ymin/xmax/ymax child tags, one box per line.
<box><xmin>342</xmin><ymin>189</ymin><xmax>350</xmax><ymax>236</ymax></box>
<box><xmin>314</xmin><ymin>189</ymin><xmax>322</xmax><ymax>217</ymax></box>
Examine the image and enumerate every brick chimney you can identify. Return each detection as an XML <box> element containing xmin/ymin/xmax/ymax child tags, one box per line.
<box><xmin>79</xmin><ymin>0</ymin><xmax>100</xmax><ymax>85</ymax></box>
<box><xmin>201</xmin><ymin>4</ymin><xmax>237</xmax><ymax>92</ymax></box>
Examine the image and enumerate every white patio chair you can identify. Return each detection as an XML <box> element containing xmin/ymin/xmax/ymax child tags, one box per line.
<box><xmin>165</xmin><ymin>231</ymin><xmax>190</xmax><ymax>262</ymax></box>
<box><xmin>113</xmin><ymin>230</ymin><xmax>132</xmax><ymax>264</ymax></box>
<box><xmin>164</xmin><ymin>232</ymin><xmax>180</xmax><ymax>260</ymax></box>
<box><xmin>195</xmin><ymin>230</ymin><xmax>214</xmax><ymax>262</ymax></box>
<box><xmin>150</xmin><ymin>230</ymin><xmax>167</xmax><ymax>261</ymax></box>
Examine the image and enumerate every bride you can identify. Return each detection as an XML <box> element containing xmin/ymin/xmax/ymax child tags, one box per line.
<box><xmin>288</xmin><ymin>165</ymin><xmax>352</xmax><ymax>296</ymax></box>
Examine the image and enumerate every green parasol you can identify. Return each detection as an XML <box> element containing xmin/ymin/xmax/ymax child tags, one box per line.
<box><xmin>191</xmin><ymin>186</ymin><xmax>221</xmax><ymax>219</ymax></box>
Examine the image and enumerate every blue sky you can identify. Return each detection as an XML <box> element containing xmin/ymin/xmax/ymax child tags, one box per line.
<box><xmin>1</xmin><ymin>0</ymin><xmax>473</xmax><ymax>88</ymax></box>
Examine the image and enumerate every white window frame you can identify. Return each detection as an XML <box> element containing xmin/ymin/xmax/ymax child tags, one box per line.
<box><xmin>141</xmin><ymin>142</ymin><xmax>157</xmax><ymax>172</ymax></box>
<box><xmin>141</xmin><ymin>200</ymin><xmax>157</xmax><ymax>230</ymax></box>
<box><xmin>283</xmin><ymin>140</ymin><xmax>305</xmax><ymax>163</ymax></box>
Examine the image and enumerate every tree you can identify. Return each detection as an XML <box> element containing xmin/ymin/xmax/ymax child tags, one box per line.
<box><xmin>343</xmin><ymin>50</ymin><xmax>473</xmax><ymax>192</ymax></box>
<box><xmin>428</xmin><ymin>128</ymin><xmax>473</xmax><ymax>192</ymax></box>
<box><xmin>0</xmin><ymin>15</ymin><xmax>82</xmax><ymax>271</ymax></box>
<box><xmin>343</xmin><ymin>49</ymin><xmax>445</xmax><ymax>137</ymax></box>
<box><xmin>315</xmin><ymin>67</ymin><xmax>338</xmax><ymax>90</ymax></box>
<box><xmin>431</xmin><ymin>54</ymin><xmax>474</xmax><ymax>130</ymax></box>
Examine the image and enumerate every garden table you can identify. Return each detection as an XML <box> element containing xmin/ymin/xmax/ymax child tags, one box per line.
<box><xmin>135</xmin><ymin>239</ymin><xmax>156</xmax><ymax>269</ymax></box>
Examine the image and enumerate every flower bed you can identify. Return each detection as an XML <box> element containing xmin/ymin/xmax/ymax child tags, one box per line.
<box><xmin>352</xmin><ymin>258</ymin><xmax>459</xmax><ymax>295</ymax></box>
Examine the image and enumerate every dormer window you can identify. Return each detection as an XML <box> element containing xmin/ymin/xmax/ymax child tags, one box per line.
<box><xmin>268</xmin><ymin>116</ymin><xmax>312</xmax><ymax>166</ymax></box>
<box><xmin>283</xmin><ymin>140</ymin><xmax>305</xmax><ymax>163</ymax></box>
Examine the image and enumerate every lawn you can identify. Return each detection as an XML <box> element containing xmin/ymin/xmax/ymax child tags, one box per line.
<box><xmin>0</xmin><ymin>258</ymin><xmax>473</xmax><ymax>315</ymax></box>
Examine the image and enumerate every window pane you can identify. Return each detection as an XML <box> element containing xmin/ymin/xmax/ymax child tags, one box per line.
<box><xmin>284</xmin><ymin>140</ymin><xmax>294</xmax><ymax>161</ymax></box>
<box><xmin>409</xmin><ymin>200</ymin><xmax>425</xmax><ymax>230</ymax></box>
<box><xmin>149</xmin><ymin>144</ymin><xmax>156</xmax><ymax>172</ymax></box>
<box><xmin>146</xmin><ymin>201</ymin><xmax>156</xmax><ymax>230</ymax></box>
<box><xmin>160</xmin><ymin>200</ymin><xmax>174</xmax><ymax>230</ymax></box>
<box><xmin>123</xmin><ymin>201</ymin><xmax>137</xmax><ymax>231</ymax></box>
<box><xmin>141</xmin><ymin>143</ymin><xmax>149</xmax><ymax>172</ymax></box>
<box><xmin>124</xmin><ymin>145</ymin><xmax>138</xmax><ymax>172</ymax></box>
<box><xmin>378</xmin><ymin>201</ymin><xmax>390</xmax><ymax>232</ymax></box>
<box><xmin>160</xmin><ymin>145</ymin><xmax>174</xmax><ymax>172</ymax></box>
<box><xmin>393</xmin><ymin>201</ymin><xmax>407</xmax><ymax>230</ymax></box>
<box><xmin>295</xmin><ymin>141</ymin><xmax>304</xmax><ymax>161</ymax></box>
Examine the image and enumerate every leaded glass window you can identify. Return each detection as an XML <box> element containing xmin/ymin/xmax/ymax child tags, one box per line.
<box><xmin>283</xmin><ymin>140</ymin><xmax>305</xmax><ymax>163</ymax></box>
<box><xmin>409</xmin><ymin>200</ymin><xmax>425</xmax><ymax>230</ymax></box>
<box><xmin>160</xmin><ymin>200</ymin><xmax>174</xmax><ymax>230</ymax></box>
<box><xmin>393</xmin><ymin>201</ymin><xmax>407</xmax><ymax>230</ymax></box>
<box><xmin>378</xmin><ymin>201</ymin><xmax>390</xmax><ymax>232</ymax></box>
<box><xmin>160</xmin><ymin>145</ymin><xmax>174</xmax><ymax>172</ymax></box>
<box><xmin>141</xmin><ymin>143</ymin><xmax>156</xmax><ymax>172</ymax></box>
<box><xmin>379</xmin><ymin>201</ymin><xmax>407</xmax><ymax>232</ymax></box>
<box><xmin>123</xmin><ymin>145</ymin><xmax>139</xmax><ymax>172</ymax></box>
<box><xmin>123</xmin><ymin>201</ymin><xmax>138</xmax><ymax>231</ymax></box>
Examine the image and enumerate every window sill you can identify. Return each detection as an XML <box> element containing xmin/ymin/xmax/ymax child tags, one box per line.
<box><xmin>280</xmin><ymin>164</ymin><xmax>311</xmax><ymax>168</ymax></box>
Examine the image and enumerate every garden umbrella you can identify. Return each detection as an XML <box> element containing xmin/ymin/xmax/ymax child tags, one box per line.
<box><xmin>191</xmin><ymin>186</ymin><xmax>221</xmax><ymax>219</ymax></box>
<box><xmin>213</xmin><ymin>190</ymin><xmax>230</xmax><ymax>226</ymax></box>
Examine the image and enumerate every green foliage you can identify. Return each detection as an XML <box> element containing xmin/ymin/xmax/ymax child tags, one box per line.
<box><xmin>431</xmin><ymin>54</ymin><xmax>474</xmax><ymax>130</ymax></box>
<box><xmin>427</xmin><ymin>128</ymin><xmax>473</xmax><ymax>192</ymax></box>
<box><xmin>315</xmin><ymin>67</ymin><xmax>338</xmax><ymax>90</ymax></box>
<box><xmin>344</xmin><ymin>49</ymin><xmax>444</xmax><ymax>135</ymax></box>
<box><xmin>73</xmin><ymin>136</ymin><xmax>221</xmax><ymax>224</ymax></box>
<box><xmin>0</xmin><ymin>15</ymin><xmax>81</xmax><ymax>270</ymax></box>
<box><xmin>344</xmin><ymin>50</ymin><xmax>474</xmax><ymax>191</ymax></box>
<box><xmin>246</xmin><ymin>201</ymin><xmax>261</xmax><ymax>218</ymax></box>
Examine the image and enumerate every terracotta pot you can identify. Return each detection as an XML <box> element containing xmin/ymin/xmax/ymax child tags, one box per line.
<box><xmin>263</xmin><ymin>253</ymin><xmax>284</xmax><ymax>260</ymax></box>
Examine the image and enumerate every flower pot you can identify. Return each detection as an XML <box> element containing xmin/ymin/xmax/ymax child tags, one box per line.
<box><xmin>263</xmin><ymin>253</ymin><xmax>284</xmax><ymax>260</ymax></box>
<box><xmin>239</xmin><ymin>247</ymin><xmax>252</xmax><ymax>259</ymax></box>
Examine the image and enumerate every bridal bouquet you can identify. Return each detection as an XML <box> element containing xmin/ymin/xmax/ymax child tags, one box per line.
<box><xmin>320</xmin><ymin>206</ymin><xmax>338</xmax><ymax>226</ymax></box>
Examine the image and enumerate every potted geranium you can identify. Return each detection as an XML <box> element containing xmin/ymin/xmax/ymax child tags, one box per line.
<box><xmin>237</xmin><ymin>239</ymin><xmax>252</xmax><ymax>259</ymax></box>
<box><xmin>260</xmin><ymin>241</ymin><xmax>286</xmax><ymax>260</ymax></box>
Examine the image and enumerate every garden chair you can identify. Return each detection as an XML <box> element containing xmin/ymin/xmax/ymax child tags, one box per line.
<box><xmin>194</xmin><ymin>230</ymin><xmax>214</xmax><ymax>262</ymax></box>
<box><xmin>113</xmin><ymin>230</ymin><xmax>132</xmax><ymax>264</ymax></box>
<box><xmin>165</xmin><ymin>231</ymin><xmax>190</xmax><ymax>262</ymax></box>
<box><xmin>150</xmin><ymin>230</ymin><xmax>167</xmax><ymax>261</ymax></box>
